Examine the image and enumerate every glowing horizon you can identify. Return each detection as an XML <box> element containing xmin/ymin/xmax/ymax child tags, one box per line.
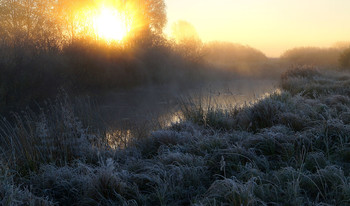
<box><xmin>165</xmin><ymin>0</ymin><xmax>350</xmax><ymax>57</ymax></box>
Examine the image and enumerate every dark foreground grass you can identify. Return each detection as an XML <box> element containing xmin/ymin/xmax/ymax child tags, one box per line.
<box><xmin>2</xmin><ymin>67</ymin><xmax>350</xmax><ymax>205</ymax></box>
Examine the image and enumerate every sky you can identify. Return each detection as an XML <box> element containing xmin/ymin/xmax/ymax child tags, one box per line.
<box><xmin>165</xmin><ymin>0</ymin><xmax>350</xmax><ymax>57</ymax></box>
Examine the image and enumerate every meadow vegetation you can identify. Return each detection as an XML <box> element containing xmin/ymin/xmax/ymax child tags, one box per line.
<box><xmin>1</xmin><ymin>67</ymin><xmax>350</xmax><ymax>205</ymax></box>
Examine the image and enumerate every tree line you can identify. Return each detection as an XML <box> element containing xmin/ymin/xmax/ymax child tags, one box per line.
<box><xmin>0</xmin><ymin>0</ymin><xmax>167</xmax><ymax>50</ymax></box>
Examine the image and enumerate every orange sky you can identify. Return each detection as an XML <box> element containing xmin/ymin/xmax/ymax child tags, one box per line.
<box><xmin>165</xmin><ymin>0</ymin><xmax>350</xmax><ymax>57</ymax></box>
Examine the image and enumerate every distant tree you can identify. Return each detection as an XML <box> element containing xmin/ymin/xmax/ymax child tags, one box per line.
<box><xmin>281</xmin><ymin>47</ymin><xmax>341</xmax><ymax>67</ymax></box>
<box><xmin>144</xmin><ymin>0</ymin><xmax>167</xmax><ymax>34</ymax></box>
<box><xmin>333</xmin><ymin>41</ymin><xmax>350</xmax><ymax>50</ymax></box>
<box><xmin>204</xmin><ymin>42</ymin><xmax>267</xmax><ymax>65</ymax></box>
<box><xmin>339</xmin><ymin>47</ymin><xmax>350</xmax><ymax>69</ymax></box>
<box><xmin>171</xmin><ymin>20</ymin><xmax>203</xmax><ymax>62</ymax></box>
<box><xmin>171</xmin><ymin>20</ymin><xmax>200</xmax><ymax>43</ymax></box>
<box><xmin>201</xmin><ymin>42</ymin><xmax>269</xmax><ymax>76</ymax></box>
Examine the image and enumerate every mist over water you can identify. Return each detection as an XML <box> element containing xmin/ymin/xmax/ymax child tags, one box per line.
<box><xmin>98</xmin><ymin>78</ymin><xmax>278</xmax><ymax>136</ymax></box>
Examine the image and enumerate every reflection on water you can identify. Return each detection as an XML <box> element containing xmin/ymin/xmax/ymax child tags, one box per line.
<box><xmin>106</xmin><ymin>129</ymin><xmax>131</xmax><ymax>149</ymax></box>
<box><xmin>105</xmin><ymin>112</ymin><xmax>183</xmax><ymax>148</ymax></box>
<box><xmin>101</xmin><ymin>79</ymin><xmax>278</xmax><ymax>148</ymax></box>
<box><xmin>158</xmin><ymin>111</ymin><xmax>183</xmax><ymax>128</ymax></box>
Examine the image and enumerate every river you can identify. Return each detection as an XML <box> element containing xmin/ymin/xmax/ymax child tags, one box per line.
<box><xmin>97</xmin><ymin>78</ymin><xmax>279</xmax><ymax>147</ymax></box>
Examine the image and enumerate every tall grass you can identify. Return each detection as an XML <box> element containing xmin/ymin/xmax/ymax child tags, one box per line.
<box><xmin>0</xmin><ymin>93</ymin><xmax>108</xmax><ymax>176</ymax></box>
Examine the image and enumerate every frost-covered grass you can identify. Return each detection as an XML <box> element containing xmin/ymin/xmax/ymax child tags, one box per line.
<box><xmin>1</xmin><ymin>67</ymin><xmax>350</xmax><ymax>205</ymax></box>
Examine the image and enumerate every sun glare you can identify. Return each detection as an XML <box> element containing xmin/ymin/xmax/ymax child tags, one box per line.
<box><xmin>93</xmin><ymin>7</ymin><xmax>130</xmax><ymax>42</ymax></box>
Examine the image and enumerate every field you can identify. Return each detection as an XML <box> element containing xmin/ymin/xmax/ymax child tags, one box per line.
<box><xmin>1</xmin><ymin>67</ymin><xmax>350</xmax><ymax>205</ymax></box>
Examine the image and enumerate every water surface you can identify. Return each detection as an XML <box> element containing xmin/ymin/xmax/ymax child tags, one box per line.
<box><xmin>98</xmin><ymin>78</ymin><xmax>278</xmax><ymax>146</ymax></box>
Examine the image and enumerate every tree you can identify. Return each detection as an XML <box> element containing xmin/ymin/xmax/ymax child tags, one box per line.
<box><xmin>171</xmin><ymin>20</ymin><xmax>203</xmax><ymax>63</ymax></box>
<box><xmin>0</xmin><ymin>0</ymin><xmax>60</xmax><ymax>49</ymax></box>
<box><xmin>119</xmin><ymin>0</ymin><xmax>166</xmax><ymax>46</ymax></box>
<box><xmin>171</xmin><ymin>20</ymin><xmax>199</xmax><ymax>43</ymax></box>
<box><xmin>0</xmin><ymin>0</ymin><xmax>168</xmax><ymax>49</ymax></box>
<box><xmin>54</xmin><ymin>0</ymin><xmax>98</xmax><ymax>43</ymax></box>
<box><xmin>141</xmin><ymin>0</ymin><xmax>166</xmax><ymax>34</ymax></box>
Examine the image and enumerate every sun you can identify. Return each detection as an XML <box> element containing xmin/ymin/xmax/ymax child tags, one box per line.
<box><xmin>93</xmin><ymin>7</ymin><xmax>129</xmax><ymax>42</ymax></box>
